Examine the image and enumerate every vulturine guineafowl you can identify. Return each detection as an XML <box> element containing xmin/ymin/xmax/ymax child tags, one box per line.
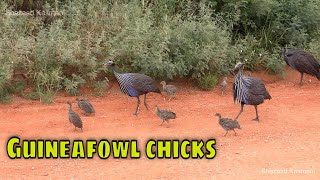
<box><xmin>105</xmin><ymin>61</ymin><xmax>161</xmax><ymax>115</ymax></box>
<box><xmin>220</xmin><ymin>77</ymin><xmax>228</xmax><ymax>95</ymax></box>
<box><xmin>233</xmin><ymin>62</ymin><xmax>271</xmax><ymax>121</ymax></box>
<box><xmin>67</xmin><ymin>102</ymin><xmax>83</xmax><ymax>131</ymax></box>
<box><xmin>160</xmin><ymin>81</ymin><xmax>177</xmax><ymax>100</ymax></box>
<box><xmin>215</xmin><ymin>113</ymin><xmax>241</xmax><ymax>136</ymax></box>
<box><xmin>156</xmin><ymin>105</ymin><xmax>176</xmax><ymax>126</ymax></box>
<box><xmin>76</xmin><ymin>98</ymin><xmax>95</xmax><ymax>116</ymax></box>
<box><xmin>280</xmin><ymin>48</ymin><xmax>320</xmax><ymax>86</ymax></box>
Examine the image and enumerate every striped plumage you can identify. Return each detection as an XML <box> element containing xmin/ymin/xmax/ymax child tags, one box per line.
<box><xmin>156</xmin><ymin>105</ymin><xmax>177</xmax><ymax>126</ymax></box>
<box><xmin>233</xmin><ymin>62</ymin><xmax>271</xmax><ymax>121</ymax></box>
<box><xmin>160</xmin><ymin>81</ymin><xmax>177</xmax><ymax>100</ymax></box>
<box><xmin>215</xmin><ymin>113</ymin><xmax>241</xmax><ymax>136</ymax></box>
<box><xmin>67</xmin><ymin>102</ymin><xmax>83</xmax><ymax>130</ymax></box>
<box><xmin>105</xmin><ymin>61</ymin><xmax>161</xmax><ymax>115</ymax></box>
<box><xmin>76</xmin><ymin>98</ymin><xmax>95</xmax><ymax>115</ymax></box>
<box><xmin>280</xmin><ymin>48</ymin><xmax>320</xmax><ymax>85</ymax></box>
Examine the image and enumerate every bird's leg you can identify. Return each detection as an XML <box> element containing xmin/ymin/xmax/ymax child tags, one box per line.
<box><xmin>144</xmin><ymin>94</ymin><xmax>149</xmax><ymax>111</ymax></box>
<box><xmin>134</xmin><ymin>97</ymin><xmax>140</xmax><ymax>116</ymax></box>
<box><xmin>299</xmin><ymin>73</ymin><xmax>304</xmax><ymax>86</ymax></box>
<box><xmin>233</xmin><ymin>129</ymin><xmax>237</xmax><ymax>136</ymax></box>
<box><xmin>224</xmin><ymin>131</ymin><xmax>229</xmax><ymax>137</ymax></box>
<box><xmin>160</xmin><ymin>120</ymin><xmax>164</xmax><ymax>126</ymax></box>
<box><xmin>234</xmin><ymin>104</ymin><xmax>244</xmax><ymax>120</ymax></box>
<box><xmin>252</xmin><ymin>105</ymin><xmax>260</xmax><ymax>122</ymax></box>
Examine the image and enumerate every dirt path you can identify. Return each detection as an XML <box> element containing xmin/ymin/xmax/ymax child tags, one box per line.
<box><xmin>0</xmin><ymin>69</ymin><xmax>319</xmax><ymax>179</ymax></box>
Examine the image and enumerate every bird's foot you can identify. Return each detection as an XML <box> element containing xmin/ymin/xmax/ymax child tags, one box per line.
<box><xmin>252</xmin><ymin>118</ymin><xmax>260</xmax><ymax>122</ymax></box>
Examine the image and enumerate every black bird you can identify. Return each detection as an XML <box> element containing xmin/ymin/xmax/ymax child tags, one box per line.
<box><xmin>215</xmin><ymin>113</ymin><xmax>241</xmax><ymax>136</ymax></box>
<box><xmin>156</xmin><ymin>105</ymin><xmax>177</xmax><ymax>126</ymax></box>
<box><xmin>105</xmin><ymin>61</ymin><xmax>161</xmax><ymax>115</ymax></box>
<box><xmin>67</xmin><ymin>102</ymin><xmax>83</xmax><ymax>130</ymax></box>
<box><xmin>76</xmin><ymin>98</ymin><xmax>95</xmax><ymax>116</ymax></box>
<box><xmin>233</xmin><ymin>62</ymin><xmax>271</xmax><ymax>121</ymax></box>
<box><xmin>280</xmin><ymin>48</ymin><xmax>320</xmax><ymax>85</ymax></box>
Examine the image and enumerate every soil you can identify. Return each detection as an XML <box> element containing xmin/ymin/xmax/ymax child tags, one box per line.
<box><xmin>0</xmin><ymin>68</ymin><xmax>319</xmax><ymax>179</ymax></box>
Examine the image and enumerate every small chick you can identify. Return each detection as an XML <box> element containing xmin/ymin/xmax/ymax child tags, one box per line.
<box><xmin>160</xmin><ymin>81</ymin><xmax>177</xmax><ymax>100</ymax></box>
<box><xmin>156</xmin><ymin>105</ymin><xmax>177</xmax><ymax>126</ymax></box>
<box><xmin>76</xmin><ymin>98</ymin><xmax>95</xmax><ymax>116</ymax></box>
<box><xmin>220</xmin><ymin>77</ymin><xmax>228</xmax><ymax>95</ymax></box>
<box><xmin>215</xmin><ymin>113</ymin><xmax>241</xmax><ymax>136</ymax></box>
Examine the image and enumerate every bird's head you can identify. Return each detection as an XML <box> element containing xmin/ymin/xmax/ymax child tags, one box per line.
<box><xmin>154</xmin><ymin>105</ymin><xmax>160</xmax><ymax>111</ymax></box>
<box><xmin>104</xmin><ymin>60</ymin><xmax>116</xmax><ymax>68</ymax></box>
<box><xmin>223</xmin><ymin>77</ymin><xmax>228</xmax><ymax>81</ymax></box>
<box><xmin>233</xmin><ymin>62</ymin><xmax>244</xmax><ymax>72</ymax></box>
<box><xmin>160</xmin><ymin>81</ymin><xmax>166</xmax><ymax>86</ymax></box>
<box><xmin>215</xmin><ymin>113</ymin><xmax>221</xmax><ymax>118</ymax></box>
<box><xmin>279</xmin><ymin>48</ymin><xmax>286</xmax><ymax>58</ymax></box>
<box><xmin>75</xmin><ymin>98</ymin><xmax>79</xmax><ymax>101</ymax></box>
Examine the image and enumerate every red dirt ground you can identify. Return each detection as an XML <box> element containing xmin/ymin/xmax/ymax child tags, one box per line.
<box><xmin>0</xmin><ymin>68</ymin><xmax>319</xmax><ymax>179</ymax></box>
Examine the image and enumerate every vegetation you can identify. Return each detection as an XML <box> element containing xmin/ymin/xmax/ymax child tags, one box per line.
<box><xmin>1</xmin><ymin>0</ymin><xmax>320</xmax><ymax>103</ymax></box>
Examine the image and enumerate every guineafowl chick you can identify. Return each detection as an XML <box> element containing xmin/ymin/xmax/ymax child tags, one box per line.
<box><xmin>220</xmin><ymin>77</ymin><xmax>228</xmax><ymax>95</ymax></box>
<box><xmin>67</xmin><ymin>102</ymin><xmax>83</xmax><ymax>131</ymax></box>
<box><xmin>156</xmin><ymin>105</ymin><xmax>177</xmax><ymax>126</ymax></box>
<box><xmin>160</xmin><ymin>81</ymin><xmax>177</xmax><ymax>100</ymax></box>
<box><xmin>76</xmin><ymin>98</ymin><xmax>95</xmax><ymax>116</ymax></box>
<box><xmin>215</xmin><ymin>113</ymin><xmax>241</xmax><ymax>136</ymax></box>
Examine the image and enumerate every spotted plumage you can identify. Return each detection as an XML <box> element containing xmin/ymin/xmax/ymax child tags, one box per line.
<box><xmin>156</xmin><ymin>105</ymin><xmax>177</xmax><ymax>126</ymax></box>
<box><xmin>160</xmin><ymin>81</ymin><xmax>177</xmax><ymax>100</ymax></box>
<box><xmin>220</xmin><ymin>77</ymin><xmax>228</xmax><ymax>95</ymax></box>
<box><xmin>67</xmin><ymin>102</ymin><xmax>83</xmax><ymax>131</ymax></box>
<box><xmin>76</xmin><ymin>98</ymin><xmax>95</xmax><ymax>116</ymax></box>
<box><xmin>215</xmin><ymin>113</ymin><xmax>241</xmax><ymax>136</ymax></box>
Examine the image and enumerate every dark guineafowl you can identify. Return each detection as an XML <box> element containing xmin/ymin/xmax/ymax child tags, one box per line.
<box><xmin>215</xmin><ymin>113</ymin><xmax>241</xmax><ymax>136</ymax></box>
<box><xmin>233</xmin><ymin>62</ymin><xmax>271</xmax><ymax>121</ymax></box>
<box><xmin>105</xmin><ymin>61</ymin><xmax>161</xmax><ymax>115</ymax></box>
<box><xmin>67</xmin><ymin>102</ymin><xmax>83</xmax><ymax>130</ymax></box>
<box><xmin>76</xmin><ymin>98</ymin><xmax>95</xmax><ymax>116</ymax></box>
<box><xmin>160</xmin><ymin>81</ymin><xmax>177</xmax><ymax>100</ymax></box>
<box><xmin>156</xmin><ymin>105</ymin><xmax>176</xmax><ymax>126</ymax></box>
<box><xmin>280</xmin><ymin>48</ymin><xmax>320</xmax><ymax>85</ymax></box>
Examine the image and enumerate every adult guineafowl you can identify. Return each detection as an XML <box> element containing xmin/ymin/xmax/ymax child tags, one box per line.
<box><xmin>215</xmin><ymin>113</ymin><xmax>241</xmax><ymax>136</ymax></box>
<box><xmin>67</xmin><ymin>102</ymin><xmax>83</xmax><ymax>130</ymax></box>
<box><xmin>155</xmin><ymin>105</ymin><xmax>176</xmax><ymax>126</ymax></box>
<box><xmin>280</xmin><ymin>48</ymin><xmax>320</xmax><ymax>86</ymax></box>
<box><xmin>233</xmin><ymin>62</ymin><xmax>271</xmax><ymax>122</ymax></box>
<box><xmin>105</xmin><ymin>61</ymin><xmax>161</xmax><ymax>115</ymax></box>
<box><xmin>76</xmin><ymin>98</ymin><xmax>95</xmax><ymax>116</ymax></box>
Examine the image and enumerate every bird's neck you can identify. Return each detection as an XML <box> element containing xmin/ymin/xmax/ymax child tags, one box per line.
<box><xmin>236</xmin><ymin>69</ymin><xmax>243</xmax><ymax>79</ymax></box>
